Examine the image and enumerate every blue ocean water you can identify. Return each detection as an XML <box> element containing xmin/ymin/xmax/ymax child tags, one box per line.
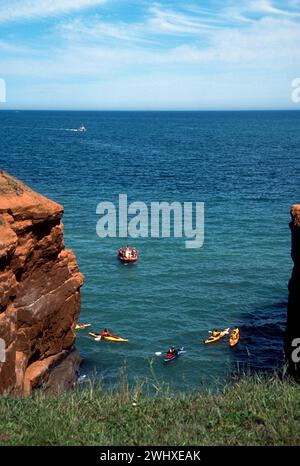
<box><xmin>1</xmin><ymin>110</ymin><xmax>299</xmax><ymax>391</ymax></box>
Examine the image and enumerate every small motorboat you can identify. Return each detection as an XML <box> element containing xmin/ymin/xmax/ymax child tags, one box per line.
<box><xmin>119</xmin><ymin>254</ymin><xmax>138</xmax><ymax>263</ymax></box>
<box><xmin>118</xmin><ymin>246</ymin><xmax>137</xmax><ymax>263</ymax></box>
<box><xmin>78</xmin><ymin>125</ymin><xmax>86</xmax><ymax>132</ymax></box>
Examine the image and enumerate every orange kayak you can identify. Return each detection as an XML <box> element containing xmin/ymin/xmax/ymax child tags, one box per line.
<box><xmin>229</xmin><ymin>328</ymin><xmax>240</xmax><ymax>347</ymax></box>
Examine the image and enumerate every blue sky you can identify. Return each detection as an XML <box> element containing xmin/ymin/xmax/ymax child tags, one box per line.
<box><xmin>0</xmin><ymin>0</ymin><xmax>299</xmax><ymax>110</ymax></box>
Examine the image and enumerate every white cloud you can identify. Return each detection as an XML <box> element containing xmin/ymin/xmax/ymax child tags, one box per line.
<box><xmin>59</xmin><ymin>18</ymin><xmax>156</xmax><ymax>44</ymax></box>
<box><xmin>0</xmin><ymin>0</ymin><xmax>106</xmax><ymax>23</ymax></box>
<box><xmin>2</xmin><ymin>14</ymin><xmax>299</xmax><ymax>80</ymax></box>
<box><xmin>54</xmin><ymin>1</ymin><xmax>300</xmax><ymax>47</ymax></box>
<box><xmin>1</xmin><ymin>0</ymin><xmax>300</xmax><ymax>108</ymax></box>
<box><xmin>147</xmin><ymin>5</ymin><xmax>222</xmax><ymax>34</ymax></box>
<box><xmin>56</xmin><ymin>6</ymin><xmax>223</xmax><ymax>45</ymax></box>
<box><xmin>147</xmin><ymin>1</ymin><xmax>300</xmax><ymax>36</ymax></box>
<box><xmin>249</xmin><ymin>0</ymin><xmax>300</xmax><ymax>16</ymax></box>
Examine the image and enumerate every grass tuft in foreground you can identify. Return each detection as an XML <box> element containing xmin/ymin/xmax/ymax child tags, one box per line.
<box><xmin>0</xmin><ymin>374</ymin><xmax>299</xmax><ymax>446</ymax></box>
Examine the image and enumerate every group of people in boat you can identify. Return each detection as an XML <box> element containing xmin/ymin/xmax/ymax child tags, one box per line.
<box><xmin>118</xmin><ymin>245</ymin><xmax>137</xmax><ymax>261</ymax></box>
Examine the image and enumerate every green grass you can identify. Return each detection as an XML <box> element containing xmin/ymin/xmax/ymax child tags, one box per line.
<box><xmin>0</xmin><ymin>375</ymin><xmax>299</xmax><ymax>446</ymax></box>
<box><xmin>0</xmin><ymin>170</ymin><xmax>25</xmax><ymax>195</ymax></box>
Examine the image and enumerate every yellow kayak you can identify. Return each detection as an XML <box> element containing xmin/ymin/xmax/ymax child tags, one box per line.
<box><xmin>89</xmin><ymin>332</ymin><xmax>128</xmax><ymax>342</ymax></box>
<box><xmin>204</xmin><ymin>327</ymin><xmax>230</xmax><ymax>344</ymax></box>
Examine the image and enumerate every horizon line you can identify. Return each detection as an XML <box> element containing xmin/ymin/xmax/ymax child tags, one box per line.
<box><xmin>1</xmin><ymin>108</ymin><xmax>300</xmax><ymax>112</ymax></box>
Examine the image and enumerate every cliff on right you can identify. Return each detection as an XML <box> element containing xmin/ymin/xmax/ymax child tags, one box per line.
<box><xmin>285</xmin><ymin>204</ymin><xmax>300</xmax><ymax>381</ymax></box>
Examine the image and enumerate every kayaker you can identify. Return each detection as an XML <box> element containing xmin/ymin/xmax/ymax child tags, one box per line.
<box><xmin>101</xmin><ymin>328</ymin><xmax>111</xmax><ymax>337</ymax></box>
<box><xmin>231</xmin><ymin>328</ymin><xmax>239</xmax><ymax>339</ymax></box>
<box><xmin>167</xmin><ymin>346</ymin><xmax>178</xmax><ymax>359</ymax></box>
<box><xmin>212</xmin><ymin>329</ymin><xmax>221</xmax><ymax>338</ymax></box>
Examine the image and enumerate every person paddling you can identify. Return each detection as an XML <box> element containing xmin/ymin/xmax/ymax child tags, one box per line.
<box><xmin>101</xmin><ymin>328</ymin><xmax>111</xmax><ymax>338</ymax></box>
<box><xmin>167</xmin><ymin>346</ymin><xmax>178</xmax><ymax>359</ymax></box>
<box><xmin>231</xmin><ymin>328</ymin><xmax>239</xmax><ymax>340</ymax></box>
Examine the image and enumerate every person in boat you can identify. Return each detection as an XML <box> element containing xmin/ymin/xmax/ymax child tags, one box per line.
<box><xmin>125</xmin><ymin>245</ymin><xmax>132</xmax><ymax>258</ymax></box>
<box><xmin>101</xmin><ymin>328</ymin><xmax>111</xmax><ymax>337</ymax></box>
<box><xmin>132</xmin><ymin>248</ymin><xmax>137</xmax><ymax>257</ymax></box>
<box><xmin>118</xmin><ymin>247</ymin><xmax>125</xmax><ymax>257</ymax></box>
<box><xmin>212</xmin><ymin>329</ymin><xmax>221</xmax><ymax>338</ymax></box>
<box><xmin>167</xmin><ymin>346</ymin><xmax>178</xmax><ymax>358</ymax></box>
<box><xmin>231</xmin><ymin>328</ymin><xmax>239</xmax><ymax>339</ymax></box>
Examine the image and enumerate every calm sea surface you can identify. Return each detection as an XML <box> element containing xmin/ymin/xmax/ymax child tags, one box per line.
<box><xmin>1</xmin><ymin>110</ymin><xmax>299</xmax><ymax>391</ymax></box>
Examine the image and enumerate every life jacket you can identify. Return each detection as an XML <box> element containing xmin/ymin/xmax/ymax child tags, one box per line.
<box><xmin>231</xmin><ymin>329</ymin><xmax>239</xmax><ymax>339</ymax></box>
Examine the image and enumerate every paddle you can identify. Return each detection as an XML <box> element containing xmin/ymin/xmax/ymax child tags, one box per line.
<box><xmin>208</xmin><ymin>329</ymin><xmax>230</xmax><ymax>335</ymax></box>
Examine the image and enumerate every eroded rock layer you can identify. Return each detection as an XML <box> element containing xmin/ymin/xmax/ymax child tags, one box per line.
<box><xmin>0</xmin><ymin>171</ymin><xmax>84</xmax><ymax>394</ymax></box>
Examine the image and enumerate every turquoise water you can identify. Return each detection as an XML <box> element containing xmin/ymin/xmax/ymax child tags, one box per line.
<box><xmin>1</xmin><ymin>110</ymin><xmax>299</xmax><ymax>391</ymax></box>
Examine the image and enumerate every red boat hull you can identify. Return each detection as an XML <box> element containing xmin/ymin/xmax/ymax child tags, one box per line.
<box><xmin>118</xmin><ymin>254</ymin><xmax>137</xmax><ymax>263</ymax></box>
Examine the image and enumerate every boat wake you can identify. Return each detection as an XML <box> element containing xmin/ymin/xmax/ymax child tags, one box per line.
<box><xmin>64</xmin><ymin>125</ymin><xmax>87</xmax><ymax>133</ymax></box>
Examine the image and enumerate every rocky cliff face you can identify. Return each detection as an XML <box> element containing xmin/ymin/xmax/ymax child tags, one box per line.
<box><xmin>0</xmin><ymin>171</ymin><xmax>84</xmax><ymax>394</ymax></box>
<box><xmin>285</xmin><ymin>204</ymin><xmax>300</xmax><ymax>381</ymax></box>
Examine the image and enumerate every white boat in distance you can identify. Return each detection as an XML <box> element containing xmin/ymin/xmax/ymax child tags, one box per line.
<box><xmin>78</xmin><ymin>125</ymin><xmax>87</xmax><ymax>132</ymax></box>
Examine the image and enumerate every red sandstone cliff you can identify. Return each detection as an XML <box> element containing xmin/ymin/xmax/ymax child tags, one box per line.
<box><xmin>0</xmin><ymin>171</ymin><xmax>84</xmax><ymax>394</ymax></box>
